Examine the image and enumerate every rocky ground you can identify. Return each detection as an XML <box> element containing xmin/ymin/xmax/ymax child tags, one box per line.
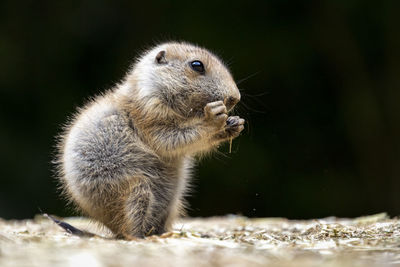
<box><xmin>0</xmin><ymin>213</ymin><xmax>399</xmax><ymax>267</ymax></box>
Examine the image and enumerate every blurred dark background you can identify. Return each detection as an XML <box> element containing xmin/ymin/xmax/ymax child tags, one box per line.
<box><xmin>1</xmin><ymin>0</ymin><xmax>399</xmax><ymax>220</ymax></box>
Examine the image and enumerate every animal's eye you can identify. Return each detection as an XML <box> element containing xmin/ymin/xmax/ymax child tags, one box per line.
<box><xmin>190</xmin><ymin>60</ymin><xmax>205</xmax><ymax>74</ymax></box>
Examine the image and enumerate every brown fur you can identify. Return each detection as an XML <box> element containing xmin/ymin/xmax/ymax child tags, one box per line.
<box><xmin>55</xmin><ymin>42</ymin><xmax>245</xmax><ymax>239</ymax></box>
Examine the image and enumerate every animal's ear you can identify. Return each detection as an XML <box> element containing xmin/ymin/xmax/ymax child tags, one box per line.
<box><xmin>155</xmin><ymin>50</ymin><xmax>167</xmax><ymax>64</ymax></box>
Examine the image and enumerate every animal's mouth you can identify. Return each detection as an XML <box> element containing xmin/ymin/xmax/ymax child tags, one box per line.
<box><xmin>189</xmin><ymin>95</ymin><xmax>239</xmax><ymax>118</ymax></box>
<box><xmin>224</xmin><ymin>96</ymin><xmax>240</xmax><ymax>112</ymax></box>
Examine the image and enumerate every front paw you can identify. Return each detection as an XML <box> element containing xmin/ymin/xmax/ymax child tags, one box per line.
<box><xmin>204</xmin><ymin>101</ymin><xmax>228</xmax><ymax>130</ymax></box>
<box><xmin>213</xmin><ymin>116</ymin><xmax>245</xmax><ymax>140</ymax></box>
<box><xmin>225</xmin><ymin>116</ymin><xmax>245</xmax><ymax>138</ymax></box>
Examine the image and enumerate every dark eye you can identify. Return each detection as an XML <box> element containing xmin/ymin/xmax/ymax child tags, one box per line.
<box><xmin>190</xmin><ymin>60</ymin><xmax>205</xmax><ymax>74</ymax></box>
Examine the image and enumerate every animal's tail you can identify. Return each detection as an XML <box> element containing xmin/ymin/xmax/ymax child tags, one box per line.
<box><xmin>44</xmin><ymin>213</ymin><xmax>97</xmax><ymax>237</ymax></box>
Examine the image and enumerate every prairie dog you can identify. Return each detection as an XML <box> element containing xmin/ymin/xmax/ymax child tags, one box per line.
<box><xmin>56</xmin><ymin>42</ymin><xmax>244</xmax><ymax>239</ymax></box>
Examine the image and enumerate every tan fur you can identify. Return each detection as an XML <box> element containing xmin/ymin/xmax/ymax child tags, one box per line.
<box><xmin>56</xmin><ymin>42</ymin><xmax>245</xmax><ymax>239</ymax></box>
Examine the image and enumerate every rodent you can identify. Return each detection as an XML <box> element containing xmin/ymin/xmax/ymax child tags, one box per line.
<box><xmin>55</xmin><ymin>41</ymin><xmax>245</xmax><ymax>239</ymax></box>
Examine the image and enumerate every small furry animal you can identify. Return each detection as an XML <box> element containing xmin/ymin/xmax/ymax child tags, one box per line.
<box><xmin>56</xmin><ymin>42</ymin><xmax>245</xmax><ymax>239</ymax></box>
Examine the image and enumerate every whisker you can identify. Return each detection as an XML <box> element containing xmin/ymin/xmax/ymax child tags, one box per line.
<box><xmin>225</xmin><ymin>57</ymin><xmax>235</xmax><ymax>67</ymax></box>
<box><xmin>239</xmin><ymin>100</ymin><xmax>267</xmax><ymax>114</ymax></box>
<box><xmin>236</xmin><ymin>71</ymin><xmax>261</xmax><ymax>85</ymax></box>
<box><xmin>241</xmin><ymin>91</ymin><xmax>270</xmax><ymax>97</ymax></box>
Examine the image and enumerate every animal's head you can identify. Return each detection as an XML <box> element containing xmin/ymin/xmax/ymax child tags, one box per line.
<box><xmin>123</xmin><ymin>42</ymin><xmax>240</xmax><ymax>119</ymax></box>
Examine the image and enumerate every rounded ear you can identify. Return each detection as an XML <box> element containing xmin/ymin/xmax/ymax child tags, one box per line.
<box><xmin>155</xmin><ymin>50</ymin><xmax>167</xmax><ymax>64</ymax></box>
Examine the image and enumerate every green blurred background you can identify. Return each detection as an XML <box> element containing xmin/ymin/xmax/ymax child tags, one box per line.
<box><xmin>0</xmin><ymin>0</ymin><xmax>399</xmax><ymax>220</ymax></box>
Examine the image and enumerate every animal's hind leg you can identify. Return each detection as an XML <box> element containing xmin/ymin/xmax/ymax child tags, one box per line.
<box><xmin>115</xmin><ymin>176</ymin><xmax>155</xmax><ymax>239</ymax></box>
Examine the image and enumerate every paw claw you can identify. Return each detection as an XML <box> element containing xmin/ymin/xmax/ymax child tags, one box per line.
<box><xmin>224</xmin><ymin>116</ymin><xmax>245</xmax><ymax>138</ymax></box>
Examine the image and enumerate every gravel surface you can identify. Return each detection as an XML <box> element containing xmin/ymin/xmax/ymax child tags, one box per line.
<box><xmin>0</xmin><ymin>213</ymin><xmax>399</xmax><ymax>267</ymax></box>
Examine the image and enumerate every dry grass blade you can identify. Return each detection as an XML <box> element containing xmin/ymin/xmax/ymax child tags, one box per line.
<box><xmin>0</xmin><ymin>213</ymin><xmax>399</xmax><ymax>267</ymax></box>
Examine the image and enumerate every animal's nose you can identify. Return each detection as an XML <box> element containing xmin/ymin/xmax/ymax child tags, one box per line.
<box><xmin>224</xmin><ymin>96</ymin><xmax>240</xmax><ymax>111</ymax></box>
